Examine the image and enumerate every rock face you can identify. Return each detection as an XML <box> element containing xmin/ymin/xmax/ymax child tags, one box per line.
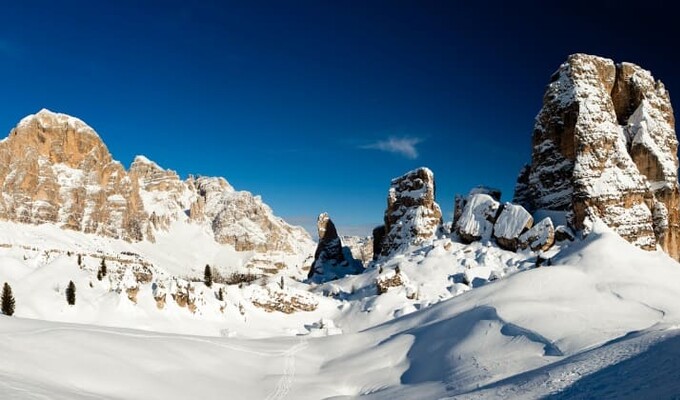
<box><xmin>0</xmin><ymin>110</ymin><xmax>148</xmax><ymax>241</ymax></box>
<box><xmin>0</xmin><ymin>109</ymin><xmax>313</xmax><ymax>264</ymax></box>
<box><xmin>188</xmin><ymin>176</ymin><xmax>311</xmax><ymax>254</ymax></box>
<box><xmin>308</xmin><ymin>213</ymin><xmax>345</xmax><ymax>278</ymax></box>
<box><xmin>381</xmin><ymin>168</ymin><xmax>443</xmax><ymax>256</ymax></box>
<box><xmin>514</xmin><ymin>54</ymin><xmax>680</xmax><ymax>260</ymax></box>
<box><xmin>341</xmin><ymin>235</ymin><xmax>373</xmax><ymax>265</ymax></box>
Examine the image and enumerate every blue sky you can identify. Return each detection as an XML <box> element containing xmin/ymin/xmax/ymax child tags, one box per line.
<box><xmin>1</xmin><ymin>1</ymin><xmax>677</xmax><ymax>236</ymax></box>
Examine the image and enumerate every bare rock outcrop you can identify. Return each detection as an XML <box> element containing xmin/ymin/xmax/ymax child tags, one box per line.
<box><xmin>308</xmin><ymin>213</ymin><xmax>345</xmax><ymax>278</ymax></box>
<box><xmin>514</xmin><ymin>54</ymin><xmax>680</xmax><ymax>260</ymax></box>
<box><xmin>381</xmin><ymin>167</ymin><xmax>443</xmax><ymax>256</ymax></box>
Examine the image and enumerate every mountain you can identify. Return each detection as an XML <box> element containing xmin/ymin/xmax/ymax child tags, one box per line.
<box><xmin>0</xmin><ymin>109</ymin><xmax>314</xmax><ymax>276</ymax></box>
<box><xmin>514</xmin><ymin>54</ymin><xmax>680</xmax><ymax>260</ymax></box>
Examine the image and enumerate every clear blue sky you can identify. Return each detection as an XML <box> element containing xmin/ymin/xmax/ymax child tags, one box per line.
<box><xmin>1</xmin><ymin>1</ymin><xmax>677</xmax><ymax>236</ymax></box>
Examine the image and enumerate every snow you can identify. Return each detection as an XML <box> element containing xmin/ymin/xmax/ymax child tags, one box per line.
<box><xmin>493</xmin><ymin>203</ymin><xmax>532</xmax><ymax>239</ymax></box>
<box><xmin>456</xmin><ymin>194</ymin><xmax>500</xmax><ymax>241</ymax></box>
<box><xmin>2</xmin><ymin>221</ymin><xmax>680</xmax><ymax>399</ymax></box>
<box><xmin>132</xmin><ymin>154</ymin><xmax>163</xmax><ymax>170</ymax></box>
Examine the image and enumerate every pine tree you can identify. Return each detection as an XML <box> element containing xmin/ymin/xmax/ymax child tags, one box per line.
<box><xmin>216</xmin><ymin>287</ymin><xmax>224</xmax><ymax>301</ymax></box>
<box><xmin>99</xmin><ymin>258</ymin><xmax>107</xmax><ymax>278</ymax></box>
<box><xmin>1</xmin><ymin>282</ymin><xmax>15</xmax><ymax>316</ymax></box>
<box><xmin>204</xmin><ymin>264</ymin><xmax>213</xmax><ymax>288</ymax></box>
<box><xmin>77</xmin><ymin>254</ymin><xmax>82</xmax><ymax>267</ymax></box>
<box><xmin>97</xmin><ymin>269</ymin><xmax>103</xmax><ymax>281</ymax></box>
<box><xmin>66</xmin><ymin>280</ymin><xmax>76</xmax><ymax>305</ymax></box>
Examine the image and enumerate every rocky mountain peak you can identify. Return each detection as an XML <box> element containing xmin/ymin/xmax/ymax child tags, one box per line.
<box><xmin>10</xmin><ymin>108</ymin><xmax>111</xmax><ymax>169</ymax></box>
<box><xmin>514</xmin><ymin>54</ymin><xmax>680</xmax><ymax>260</ymax></box>
<box><xmin>0</xmin><ymin>110</ymin><xmax>314</xmax><ymax>272</ymax></box>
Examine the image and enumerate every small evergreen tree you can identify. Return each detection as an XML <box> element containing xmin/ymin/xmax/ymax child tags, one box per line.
<box><xmin>1</xmin><ymin>282</ymin><xmax>16</xmax><ymax>316</ymax></box>
<box><xmin>99</xmin><ymin>258</ymin><xmax>107</xmax><ymax>278</ymax></box>
<box><xmin>77</xmin><ymin>254</ymin><xmax>82</xmax><ymax>267</ymax></box>
<box><xmin>97</xmin><ymin>269</ymin><xmax>103</xmax><ymax>281</ymax></box>
<box><xmin>216</xmin><ymin>287</ymin><xmax>224</xmax><ymax>301</ymax></box>
<box><xmin>66</xmin><ymin>280</ymin><xmax>76</xmax><ymax>305</ymax></box>
<box><xmin>204</xmin><ymin>264</ymin><xmax>213</xmax><ymax>288</ymax></box>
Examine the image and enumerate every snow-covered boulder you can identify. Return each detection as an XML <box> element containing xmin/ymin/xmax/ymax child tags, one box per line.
<box><xmin>455</xmin><ymin>194</ymin><xmax>501</xmax><ymax>243</ymax></box>
<box><xmin>492</xmin><ymin>203</ymin><xmax>533</xmax><ymax>250</ymax></box>
<box><xmin>518</xmin><ymin>217</ymin><xmax>555</xmax><ymax>251</ymax></box>
<box><xmin>380</xmin><ymin>167</ymin><xmax>443</xmax><ymax>256</ymax></box>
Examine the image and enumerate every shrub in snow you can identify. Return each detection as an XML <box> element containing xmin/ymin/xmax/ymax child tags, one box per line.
<box><xmin>1</xmin><ymin>282</ymin><xmax>15</xmax><ymax>316</ymax></box>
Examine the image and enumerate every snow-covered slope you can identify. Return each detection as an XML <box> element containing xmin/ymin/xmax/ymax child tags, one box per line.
<box><xmin>2</xmin><ymin>222</ymin><xmax>680</xmax><ymax>399</ymax></box>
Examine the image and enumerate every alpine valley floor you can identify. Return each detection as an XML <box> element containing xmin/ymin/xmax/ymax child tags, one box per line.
<box><xmin>3</xmin><ymin>222</ymin><xmax>680</xmax><ymax>399</ymax></box>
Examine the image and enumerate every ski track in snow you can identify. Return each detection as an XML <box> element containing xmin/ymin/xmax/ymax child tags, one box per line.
<box><xmin>1</xmin><ymin>325</ymin><xmax>291</xmax><ymax>358</ymax></box>
<box><xmin>265</xmin><ymin>335</ymin><xmax>309</xmax><ymax>400</ymax></box>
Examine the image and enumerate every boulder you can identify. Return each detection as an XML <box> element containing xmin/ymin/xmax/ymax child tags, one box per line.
<box><xmin>519</xmin><ymin>217</ymin><xmax>555</xmax><ymax>252</ymax></box>
<box><xmin>455</xmin><ymin>193</ymin><xmax>501</xmax><ymax>243</ymax></box>
<box><xmin>492</xmin><ymin>203</ymin><xmax>533</xmax><ymax>251</ymax></box>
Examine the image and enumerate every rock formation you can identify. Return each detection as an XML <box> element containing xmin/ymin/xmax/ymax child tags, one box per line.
<box><xmin>518</xmin><ymin>217</ymin><xmax>555</xmax><ymax>252</ymax></box>
<box><xmin>381</xmin><ymin>168</ymin><xmax>443</xmax><ymax>256</ymax></box>
<box><xmin>0</xmin><ymin>109</ymin><xmax>314</xmax><ymax>264</ymax></box>
<box><xmin>493</xmin><ymin>203</ymin><xmax>533</xmax><ymax>251</ymax></box>
<box><xmin>514</xmin><ymin>54</ymin><xmax>680</xmax><ymax>260</ymax></box>
<box><xmin>308</xmin><ymin>213</ymin><xmax>345</xmax><ymax>278</ymax></box>
<box><xmin>454</xmin><ymin>186</ymin><xmax>501</xmax><ymax>228</ymax></box>
<box><xmin>455</xmin><ymin>193</ymin><xmax>500</xmax><ymax>243</ymax></box>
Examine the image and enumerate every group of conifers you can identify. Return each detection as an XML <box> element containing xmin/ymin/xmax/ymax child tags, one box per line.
<box><xmin>0</xmin><ymin>256</ymin><xmax>108</xmax><ymax>317</ymax></box>
<box><xmin>1</xmin><ymin>280</ymin><xmax>77</xmax><ymax>317</ymax></box>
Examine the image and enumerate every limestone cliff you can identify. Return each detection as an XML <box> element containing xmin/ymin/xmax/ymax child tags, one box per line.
<box><xmin>514</xmin><ymin>54</ymin><xmax>679</xmax><ymax>260</ymax></box>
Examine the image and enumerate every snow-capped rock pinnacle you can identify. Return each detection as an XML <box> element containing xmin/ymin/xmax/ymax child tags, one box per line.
<box><xmin>380</xmin><ymin>167</ymin><xmax>443</xmax><ymax>256</ymax></box>
<box><xmin>308</xmin><ymin>212</ymin><xmax>345</xmax><ymax>279</ymax></box>
<box><xmin>514</xmin><ymin>54</ymin><xmax>680</xmax><ymax>260</ymax></box>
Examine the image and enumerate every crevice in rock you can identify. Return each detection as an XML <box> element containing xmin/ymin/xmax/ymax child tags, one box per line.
<box><xmin>611</xmin><ymin>63</ymin><xmax>644</xmax><ymax>126</ymax></box>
